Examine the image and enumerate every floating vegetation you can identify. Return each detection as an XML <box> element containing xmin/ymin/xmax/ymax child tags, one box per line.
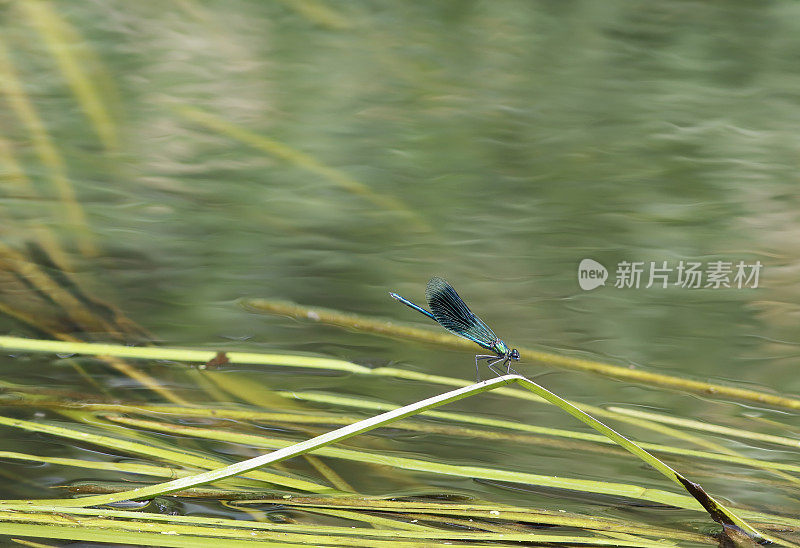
<box><xmin>1</xmin><ymin>2</ymin><xmax>799</xmax><ymax>547</ymax></box>
<box><xmin>1</xmin><ymin>335</ymin><xmax>799</xmax><ymax>546</ymax></box>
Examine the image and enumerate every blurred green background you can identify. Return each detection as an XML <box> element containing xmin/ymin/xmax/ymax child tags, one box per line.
<box><xmin>1</xmin><ymin>0</ymin><xmax>798</xmax><ymax>525</ymax></box>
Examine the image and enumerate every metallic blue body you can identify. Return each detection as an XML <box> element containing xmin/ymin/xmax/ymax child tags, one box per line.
<box><xmin>389</xmin><ymin>278</ymin><xmax>520</xmax><ymax>380</ymax></box>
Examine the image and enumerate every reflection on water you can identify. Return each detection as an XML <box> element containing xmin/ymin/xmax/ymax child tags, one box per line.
<box><xmin>1</xmin><ymin>1</ymin><xmax>799</xmax><ymax>541</ymax></box>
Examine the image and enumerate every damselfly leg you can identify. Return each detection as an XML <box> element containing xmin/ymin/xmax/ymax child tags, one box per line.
<box><xmin>474</xmin><ymin>354</ymin><xmax>496</xmax><ymax>382</ymax></box>
<box><xmin>485</xmin><ymin>356</ymin><xmax>520</xmax><ymax>378</ymax></box>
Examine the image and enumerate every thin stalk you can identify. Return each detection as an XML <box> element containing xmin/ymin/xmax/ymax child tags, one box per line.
<box><xmin>241</xmin><ymin>298</ymin><xmax>800</xmax><ymax>412</ymax></box>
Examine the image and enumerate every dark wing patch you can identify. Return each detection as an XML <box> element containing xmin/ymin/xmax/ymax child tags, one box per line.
<box><xmin>426</xmin><ymin>277</ymin><xmax>497</xmax><ymax>349</ymax></box>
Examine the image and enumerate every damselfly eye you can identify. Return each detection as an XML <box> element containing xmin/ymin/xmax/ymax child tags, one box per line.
<box><xmin>510</xmin><ymin>349</ymin><xmax>520</xmax><ymax>360</ymax></box>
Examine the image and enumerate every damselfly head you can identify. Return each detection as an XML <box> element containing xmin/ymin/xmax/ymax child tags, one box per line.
<box><xmin>510</xmin><ymin>348</ymin><xmax>520</xmax><ymax>361</ymax></box>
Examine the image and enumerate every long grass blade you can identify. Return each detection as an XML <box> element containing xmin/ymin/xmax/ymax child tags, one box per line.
<box><xmin>0</xmin><ymin>38</ymin><xmax>95</xmax><ymax>257</ymax></box>
<box><xmin>607</xmin><ymin>406</ymin><xmax>800</xmax><ymax>449</ymax></box>
<box><xmin>0</xmin><ymin>414</ymin><xmax>332</xmax><ymax>493</ymax></box>
<box><xmin>174</xmin><ymin>105</ymin><xmax>429</xmax><ymax>232</ymax></box>
<box><xmin>241</xmin><ymin>298</ymin><xmax>800</xmax><ymax>412</ymax></box>
<box><xmin>2</xmin><ymin>377</ymin><xmax>512</xmax><ymax>508</ymax></box>
<box><xmin>18</xmin><ymin>0</ymin><xmax>118</xmax><ymax>150</ymax></box>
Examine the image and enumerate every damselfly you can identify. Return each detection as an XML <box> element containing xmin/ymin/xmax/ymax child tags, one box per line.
<box><xmin>390</xmin><ymin>277</ymin><xmax>519</xmax><ymax>381</ymax></box>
